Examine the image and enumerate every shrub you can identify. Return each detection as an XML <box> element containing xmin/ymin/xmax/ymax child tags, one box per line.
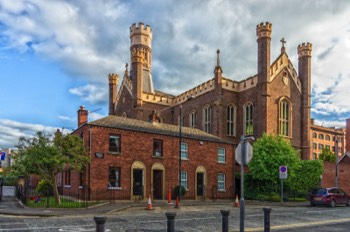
<box><xmin>173</xmin><ymin>185</ymin><xmax>188</xmax><ymax>199</ymax></box>
<box><xmin>35</xmin><ymin>180</ymin><xmax>53</xmax><ymax>197</ymax></box>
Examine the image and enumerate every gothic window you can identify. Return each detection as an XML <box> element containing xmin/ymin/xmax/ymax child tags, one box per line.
<box><xmin>244</xmin><ymin>103</ymin><xmax>254</xmax><ymax>135</ymax></box>
<box><xmin>203</xmin><ymin>104</ymin><xmax>211</xmax><ymax>133</ymax></box>
<box><xmin>189</xmin><ymin>110</ymin><xmax>196</xmax><ymax>128</ymax></box>
<box><xmin>279</xmin><ymin>99</ymin><xmax>291</xmax><ymax>137</ymax></box>
<box><xmin>226</xmin><ymin>104</ymin><xmax>236</xmax><ymax>136</ymax></box>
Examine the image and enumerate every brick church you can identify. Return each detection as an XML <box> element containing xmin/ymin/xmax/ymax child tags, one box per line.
<box><xmin>109</xmin><ymin>22</ymin><xmax>312</xmax><ymax>159</ymax></box>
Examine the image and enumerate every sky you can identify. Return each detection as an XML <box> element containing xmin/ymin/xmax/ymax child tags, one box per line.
<box><xmin>1</xmin><ymin>0</ymin><xmax>350</xmax><ymax>148</ymax></box>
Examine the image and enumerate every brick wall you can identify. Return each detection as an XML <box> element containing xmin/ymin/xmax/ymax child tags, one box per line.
<box><xmin>322</xmin><ymin>158</ymin><xmax>350</xmax><ymax>193</ymax></box>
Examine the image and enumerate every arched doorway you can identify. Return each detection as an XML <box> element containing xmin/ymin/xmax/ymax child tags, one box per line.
<box><xmin>195</xmin><ymin>166</ymin><xmax>207</xmax><ymax>200</ymax></box>
<box><xmin>131</xmin><ymin>161</ymin><xmax>146</xmax><ymax>200</ymax></box>
<box><xmin>151</xmin><ymin>163</ymin><xmax>165</xmax><ymax>200</ymax></box>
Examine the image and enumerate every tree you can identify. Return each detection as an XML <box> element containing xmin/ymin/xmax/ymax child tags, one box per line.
<box><xmin>319</xmin><ymin>147</ymin><xmax>336</xmax><ymax>163</ymax></box>
<box><xmin>248</xmin><ymin>133</ymin><xmax>300</xmax><ymax>186</ymax></box>
<box><xmin>10</xmin><ymin>131</ymin><xmax>89</xmax><ymax>205</ymax></box>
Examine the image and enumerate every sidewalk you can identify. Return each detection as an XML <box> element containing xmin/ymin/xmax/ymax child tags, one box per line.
<box><xmin>0</xmin><ymin>196</ymin><xmax>309</xmax><ymax>217</ymax></box>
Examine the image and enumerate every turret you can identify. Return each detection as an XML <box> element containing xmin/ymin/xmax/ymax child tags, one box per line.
<box><xmin>298</xmin><ymin>42</ymin><xmax>312</xmax><ymax>159</ymax></box>
<box><xmin>108</xmin><ymin>73</ymin><xmax>119</xmax><ymax>115</ymax></box>
<box><xmin>130</xmin><ymin>22</ymin><xmax>154</xmax><ymax>112</ymax></box>
<box><xmin>255</xmin><ymin>22</ymin><xmax>272</xmax><ymax>137</ymax></box>
<box><xmin>256</xmin><ymin>22</ymin><xmax>272</xmax><ymax>84</ymax></box>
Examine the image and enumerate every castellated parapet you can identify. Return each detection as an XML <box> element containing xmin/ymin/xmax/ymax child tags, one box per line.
<box><xmin>256</xmin><ymin>22</ymin><xmax>272</xmax><ymax>38</ymax></box>
<box><xmin>130</xmin><ymin>22</ymin><xmax>152</xmax><ymax>48</ymax></box>
<box><xmin>108</xmin><ymin>73</ymin><xmax>119</xmax><ymax>85</ymax></box>
<box><xmin>297</xmin><ymin>42</ymin><xmax>312</xmax><ymax>57</ymax></box>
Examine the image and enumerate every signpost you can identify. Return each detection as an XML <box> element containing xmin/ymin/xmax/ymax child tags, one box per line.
<box><xmin>279</xmin><ymin>165</ymin><xmax>288</xmax><ymax>204</ymax></box>
<box><xmin>235</xmin><ymin>137</ymin><xmax>254</xmax><ymax>232</ymax></box>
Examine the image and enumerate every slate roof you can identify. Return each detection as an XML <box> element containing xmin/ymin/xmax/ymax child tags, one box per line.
<box><xmin>87</xmin><ymin>115</ymin><xmax>231</xmax><ymax>144</ymax></box>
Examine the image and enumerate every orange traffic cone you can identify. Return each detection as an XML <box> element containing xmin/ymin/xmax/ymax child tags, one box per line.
<box><xmin>167</xmin><ymin>188</ymin><xmax>172</xmax><ymax>204</ymax></box>
<box><xmin>174</xmin><ymin>196</ymin><xmax>180</xmax><ymax>208</ymax></box>
<box><xmin>147</xmin><ymin>195</ymin><xmax>153</xmax><ymax>210</ymax></box>
<box><xmin>234</xmin><ymin>194</ymin><xmax>239</xmax><ymax>207</ymax></box>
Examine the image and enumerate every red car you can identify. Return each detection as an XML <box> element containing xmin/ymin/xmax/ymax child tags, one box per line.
<box><xmin>310</xmin><ymin>187</ymin><xmax>350</xmax><ymax>207</ymax></box>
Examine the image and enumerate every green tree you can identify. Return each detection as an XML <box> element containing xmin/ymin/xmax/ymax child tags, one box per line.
<box><xmin>289</xmin><ymin>159</ymin><xmax>323</xmax><ymax>193</ymax></box>
<box><xmin>319</xmin><ymin>147</ymin><xmax>336</xmax><ymax>163</ymax></box>
<box><xmin>248</xmin><ymin>133</ymin><xmax>300</xmax><ymax>185</ymax></box>
<box><xmin>10</xmin><ymin>131</ymin><xmax>88</xmax><ymax>205</ymax></box>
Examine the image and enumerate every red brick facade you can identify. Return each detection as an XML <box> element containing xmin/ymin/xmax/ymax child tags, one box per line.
<box><xmin>64</xmin><ymin>115</ymin><xmax>234</xmax><ymax>200</ymax></box>
<box><xmin>322</xmin><ymin>154</ymin><xmax>350</xmax><ymax>193</ymax></box>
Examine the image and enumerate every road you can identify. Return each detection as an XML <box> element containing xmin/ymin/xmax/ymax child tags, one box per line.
<box><xmin>0</xmin><ymin>204</ymin><xmax>350</xmax><ymax>231</ymax></box>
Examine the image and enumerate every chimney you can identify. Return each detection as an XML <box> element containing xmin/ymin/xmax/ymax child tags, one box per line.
<box><xmin>78</xmin><ymin>106</ymin><xmax>88</xmax><ymax>127</ymax></box>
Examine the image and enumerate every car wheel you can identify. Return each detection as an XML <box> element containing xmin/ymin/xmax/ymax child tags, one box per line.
<box><xmin>330</xmin><ymin>200</ymin><xmax>336</xmax><ymax>208</ymax></box>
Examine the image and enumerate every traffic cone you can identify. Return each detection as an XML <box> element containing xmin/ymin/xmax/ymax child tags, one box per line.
<box><xmin>147</xmin><ymin>195</ymin><xmax>153</xmax><ymax>210</ymax></box>
<box><xmin>234</xmin><ymin>194</ymin><xmax>239</xmax><ymax>207</ymax></box>
<box><xmin>167</xmin><ymin>188</ymin><xmax>172</xmax><ymax>204</ymax></box>
<box><xmin>174</xmin><ymin>196</ymin><xmax>180</xmax><ymax>208</ymax></box>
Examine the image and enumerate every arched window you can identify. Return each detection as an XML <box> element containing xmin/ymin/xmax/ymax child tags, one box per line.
<box><xmin>244</xmin><ymin>103</ymin><xmax>254</xmax><ymax>135</ymax></box>
<box><xmin>313</xmin><ymin>132</ymin><xmax>317</xmax><ymax>138</ymax></box>
<box><xmin>202</xmin><ymin>104</ymin><xmax>211</xmax><ymax>133</ymax></box>
<box><xmin>318</xmin><ymin>134</ymin><xmax>324</xmax><ymax>140</ymax></box>
<box><xmin>279</xmin><ymin>99</ymin><xmax>291</xmax><ymax>137</ymax></box>
<box><xmin>189</xmin><ymin>110</ymin><xmax>196</xmax><ymax>128</ymax></box>
<box><xmin>325</xmin><ymin>135</ymin><xmax>330</xmax><ymax>141</ymax></box>
<box><xmin>226</xmin><ymin>104</ymin><xmax>236</xmax><ymax>136</ymax></box>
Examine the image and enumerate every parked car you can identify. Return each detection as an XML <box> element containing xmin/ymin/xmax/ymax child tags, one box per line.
<box><xmin>309</xmin><ymin>187</ymin><xmax>350</xmax><ymax>207</ymax></box>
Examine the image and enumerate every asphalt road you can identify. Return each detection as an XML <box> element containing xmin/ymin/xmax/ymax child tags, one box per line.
<box><xmin>1</xmin><ymin>204</ymin><xmax>350</xmax><ymax>231</ymax></box>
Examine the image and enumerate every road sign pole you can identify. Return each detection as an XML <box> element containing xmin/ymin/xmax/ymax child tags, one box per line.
<box><xmin>281</xmin><ymin>179</ymin><xmax>283</xmax><ymax>205</ymax></box>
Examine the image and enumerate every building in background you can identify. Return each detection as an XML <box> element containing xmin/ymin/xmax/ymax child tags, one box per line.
<box><xmin>0</xmin><ymin>148</ymin><xmax>16</xmax><ymax>173</ymax></box>
<box><xmin>109</xmin><ymin>22</ymin><xmax>313</xmax><ymax>159</ymax></box>
<box><xmin>310</xmin><ymin>118</ymin><xmax>346</xmax><ymax>160</ymax></box>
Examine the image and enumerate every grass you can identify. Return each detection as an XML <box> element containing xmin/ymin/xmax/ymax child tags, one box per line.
<box><xmin>26</xmin><ymin>196</ymin><xmax>100</xmax><ymax>208</ymax></box>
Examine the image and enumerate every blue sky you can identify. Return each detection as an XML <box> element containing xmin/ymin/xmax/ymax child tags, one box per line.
<box><xmin>1</xmin><ymin>0</ymin><xmax>350</xmax><ymax>148</ymax></box>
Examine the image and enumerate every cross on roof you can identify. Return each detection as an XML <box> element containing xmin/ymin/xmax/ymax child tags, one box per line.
<box><xmin>280</xmin><ymin>37</ymin><xmax>286</xmax><ymax>47</ymax></box>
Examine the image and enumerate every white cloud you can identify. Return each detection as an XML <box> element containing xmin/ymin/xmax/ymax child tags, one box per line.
<box><xmin>0</xmin><ymin>119</ymin><xmax>58</xmax><ymax>148</ymax></box>
<box><xmin>69</xmin><ymin>84</ymin><xmax>107</xmax><ymax>105</ymax></box>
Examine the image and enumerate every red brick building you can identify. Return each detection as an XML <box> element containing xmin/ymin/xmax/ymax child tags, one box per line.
<box><xmin>322</xmin><ymin>153</ymin><xmax>350</xmax><ymax>193</ymax></box>
<box><xmin>109</xmin><ymin>22</ymin><xmax>312</xmax><ymax>159</ymax></box>
<box><xmin>64</xmin><ymin>106</ymin><xmax>234</xmax><ymax>200</ymax></box>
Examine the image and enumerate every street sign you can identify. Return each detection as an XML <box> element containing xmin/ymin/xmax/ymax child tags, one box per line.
<box><xmin>235</xmin><ymin>142</ymin><xmax>253</xmax><ymax>165</ymax></box>
<box><xmin>279</xmin><ymin>165</ymin><xmax>288</xmax><ymax>179</ymax></box>
<box><xmin>0</xmin><ymin>152</ymin><xmax>5</xmax><ymax>161</ymax></box>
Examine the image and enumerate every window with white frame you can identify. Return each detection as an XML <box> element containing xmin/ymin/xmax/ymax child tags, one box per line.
<box><xmin>189</xmin><ymin>110</ymin><xmax>196</xmax><ymax>128</ymax></box>
<box><xmin>108</xmin><ymin>166</ymin><xmax>121</xmax><ymax>187</ymax></box>
<box><xmin>180</xmin><ymin>171</ymin><xmax>188</xmax><ymax>189</ymax></box>
<box><xmin>203</xmin><ymin>104</ymin><xmax>211</xmax><ymax>133</ymax></box>
<box><xmin>181</xmin><ymin>142</ymin><xmax>188</xmax><ymax>159</ymax></box>
<box><xmin>109</xmin><ymin>134</ymin><xmax>121</xmax><ymax>153</ymax></box>
<box><xmin>279</xmin><ymin>99</ymin><xmax>291</xmax><ymax>136</ymax></box>
<box><xmin>244</xmin><ymin>103</ymin><xmax>254</xmax><ymax>135</ymax></box>
<box><xmin>218</xmin><ymin>147</ymin><xmax>226</xmax><ymax>163</ymax></box>
<box><xmin>227</xmin><ymin>104</ymin><xmax>236</xmax><ymax>136</ymax></box>
<box><xmin>217</xmin><ymin>173</ymin><xmax>225</xmax><ymax>191</ymax></box>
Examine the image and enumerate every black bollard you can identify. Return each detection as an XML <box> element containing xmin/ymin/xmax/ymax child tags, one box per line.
<box><xmin>263</xmin><ymin>208</ymin><xmax>272</xmax><ymax>232</ymax></box>
<box><xmin>220</xmin><ymin>209</ymin><xmax>230</xmax><ymax>232</ymax></box>
<box><xmin>165</xmin><ymin>212</ymin><xmax>177</xmax><ymax>232</ymax></box>
<box><xmin>94</xmin><ymin>216</ymin><xmax>107</xmax><ymax>232</ymax></box>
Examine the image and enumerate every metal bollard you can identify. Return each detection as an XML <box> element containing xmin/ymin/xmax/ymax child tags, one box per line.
<box><xmin>94</xmin><ymin>216</ymin><xmax>107</xmax><ymax>232</ymax></box>
<box><xmin>263</xmin><ymin>208</ymin><xmax>272</xmax><ymax>232</ymax></box>
<box><xmin>165</xmin><ymin>212</ymin><xmax>177</xmax><ymax>232</ymax></box>
<box><xmin>220</xmin><ymin>209</ymin><xmax>230</xmax><ymax>232</ymax></box>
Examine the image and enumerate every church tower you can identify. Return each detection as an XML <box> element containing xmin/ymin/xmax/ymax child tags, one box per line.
<box><xmin>298</xmin><ymin>42</ymin><xmax>312</xmax><ymax>159</ymax></box>
<box><xmin>256</xmin><ymin>22</ymin><xmax>272</xmax><ymax>137</ymax></box>
<box><xmin>129</xmin><ymin>22</ymin><xmax>154</xmax><ymax>118</ymax></box>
